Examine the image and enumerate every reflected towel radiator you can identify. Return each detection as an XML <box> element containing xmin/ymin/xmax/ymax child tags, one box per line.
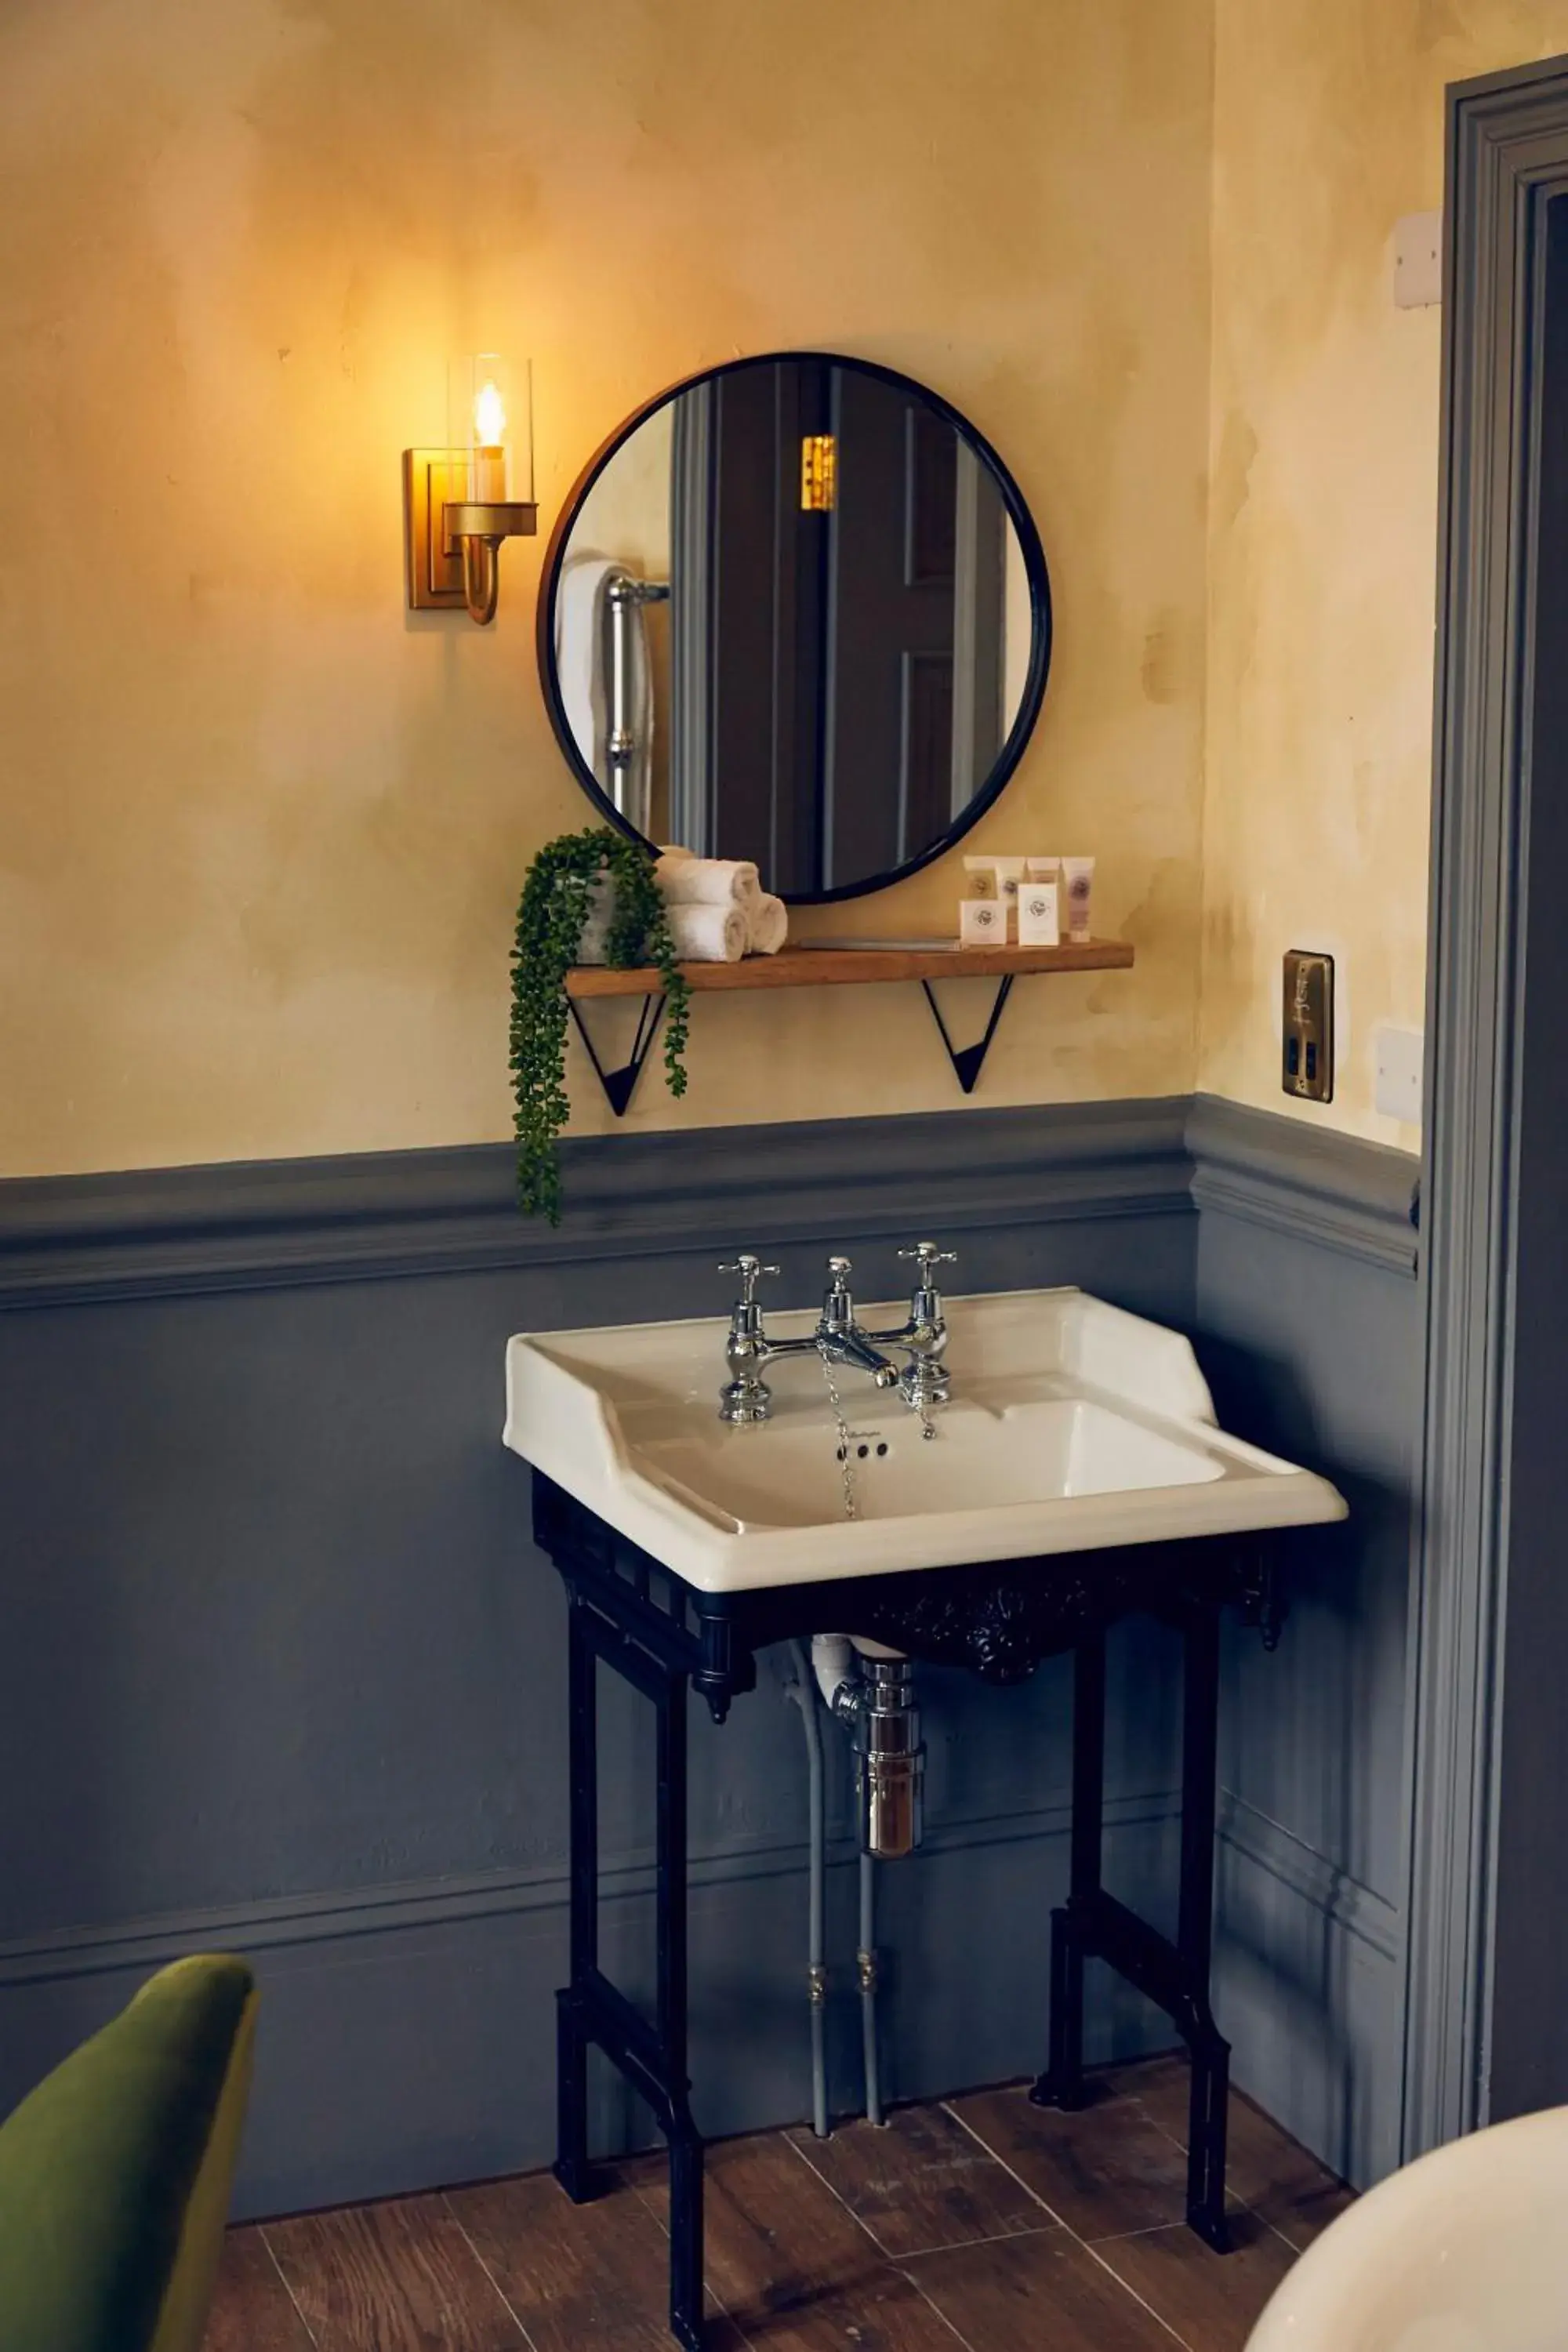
<box><xmin>607</xmin><ymin>573</ymin><xmax>670</xmax><ymax>827</ymax></box>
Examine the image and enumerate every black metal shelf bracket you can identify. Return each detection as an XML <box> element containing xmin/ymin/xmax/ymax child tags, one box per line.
<box><xmin>568</xmin><ymin>993</ymin><xmax>667</xmax><ymax>1118</ymax></box>
<box><xmin>921</xmin><ymin>973</ymin><xmax>1016</xmax><ymax>1094</ymax></box>
<box><xmin>570</xmin><ymin>967</ymin><xmax>1034</xmax><ymax>1112</ymax></box>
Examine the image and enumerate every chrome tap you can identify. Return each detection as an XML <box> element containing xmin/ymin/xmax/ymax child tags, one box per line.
<box><xmin>717</xmin><ymin>1254</ymin><xmax>780</xmax><ymax>1425</ymax></box>
<box><xmin>865</xmin><ymin>1242</ymin><xmax>956</xmax><ymax>1412</ymax></box>
<box><xmin>716</xmin><ymin>1248</ymin><xmax>953</xmax><ymax>1425</ymax></box>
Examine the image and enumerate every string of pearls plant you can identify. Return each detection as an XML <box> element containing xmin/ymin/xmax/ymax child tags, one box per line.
<box><xmin>509</xmin><ymin>826</ymin><xmax>691</xmax><ymax>1224</ymax></box>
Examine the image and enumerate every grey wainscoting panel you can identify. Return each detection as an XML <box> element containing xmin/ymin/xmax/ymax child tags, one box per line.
<box><xmin>1188</xmin><ymin>1098</ymin><xmax>1422</xmax><ymax>2190</ymax></box>
<box><xmin>1187</xmin><ymin>1096</ymin><xmax>1421</xmax><ymax>1276</ymax></box>
<box><xmin>0</xmin><ymin>1100</ymin><xmax>1194</xmax><ymax>2217</ymax></box>
<box><xmin>0</xmin><ymin>1097</ymin><xmax>1194</xmax><ymax>1308</ymax></box>
<box><xmin>0</xmin><ymin>1095</ymin><xmax>1421</xmax><ymax>2211</ymax></box>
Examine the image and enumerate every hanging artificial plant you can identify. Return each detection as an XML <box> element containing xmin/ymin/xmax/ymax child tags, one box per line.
<box><xmin>510</xmin><ymin>826</ymin><xmax>690</xmax><ymax>1224</ymax></box>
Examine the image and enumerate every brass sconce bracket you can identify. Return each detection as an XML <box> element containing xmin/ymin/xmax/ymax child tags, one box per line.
<box><xmin>402</xmin><ymin>450</ymin><xmax>538</xmax><ymax>625</ymax></box>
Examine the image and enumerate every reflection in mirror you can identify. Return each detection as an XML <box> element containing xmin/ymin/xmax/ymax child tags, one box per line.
<box><xmin>546</xmin><ymin>355</ymin><xmax>1047</xmax><ymax>902</ymax></box>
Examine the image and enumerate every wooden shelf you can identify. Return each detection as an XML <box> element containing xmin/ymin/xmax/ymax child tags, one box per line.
<box><xmin>561</xmin><ymin>936</ymin><xmax>1137</xmax><ymax>1114</ymax></box>
<box><xmin>564</xmin><ymin>938</ymin><xmax>1134</xmax><ymax>998</ymax></box>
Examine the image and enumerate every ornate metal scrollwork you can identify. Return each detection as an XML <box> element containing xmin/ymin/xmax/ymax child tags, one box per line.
<box><xmin>844</xmin><ymin>1553</ymin><xmax>1174</xmax><ymax>1682</ymax></box>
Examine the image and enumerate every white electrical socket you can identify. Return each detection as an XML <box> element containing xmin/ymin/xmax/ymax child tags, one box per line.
<box><xmin>1394</xmin><ymin>212</ymin><xmax>1443</xmax><ymax>308</ymax></box>
<box><xmin>1374</xmin><ymin>1025</ymin><xmax>1424</xmax><ymax>1124</ymax></box>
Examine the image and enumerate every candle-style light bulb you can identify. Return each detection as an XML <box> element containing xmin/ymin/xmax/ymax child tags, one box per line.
<box><xmin>448</xmin><ymin>353</ymin><xmax>531</xmax><ymax>510</ymax></box>
<box><xmin>474</xmin><ymin>379</ymin><xmax>506</xmax><ymax>446</ymax></box>
<box><xmin>473</xmin><ymin>376</ymin><xmax>507</xmax><ymax>503</ymax></box>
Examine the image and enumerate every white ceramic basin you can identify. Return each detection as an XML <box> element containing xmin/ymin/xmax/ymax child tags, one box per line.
<box><xmin>1246</xmin><ymin>2105</ymin><xmax>1568</xmax><ymax>2351</ymax></box>
<box><xmin>503</xmin><ymin>1287</ymin><xmax>1345</xmax><ymax>1592</ymax></box>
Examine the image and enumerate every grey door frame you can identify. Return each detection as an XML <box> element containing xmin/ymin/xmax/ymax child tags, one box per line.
<box><xmin>1406</xmin><ymin>52</ymin><xmax>1568</xmax><ymax>2158</ymax></box>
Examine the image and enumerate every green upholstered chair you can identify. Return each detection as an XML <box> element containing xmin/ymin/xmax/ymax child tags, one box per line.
<box><xmin>0</xmin><ymin>1954</ymin><xmax>258</xmax><ymax>2352</ymax></box>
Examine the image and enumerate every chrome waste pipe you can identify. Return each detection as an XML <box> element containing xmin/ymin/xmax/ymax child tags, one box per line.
<box><xmin>854</xmin><ymin>1657</ymin><xmax>924</xmax><ymax>1860</ymax></box>
<box><xmin>811</xmin><ymin>1635</ymin><xmax>925</xmax><ymax>1862</ymax></box>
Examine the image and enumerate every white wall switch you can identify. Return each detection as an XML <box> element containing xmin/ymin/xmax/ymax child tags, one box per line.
<box><xmin>1374</xmin><ymin>1025</ymin><xmax>1425</xmax><ymax>1124</ymax></box>
<box><xmin>1394</xmin><ymin>212</ymin><xmax>1443</xmax><ymax>308</ymax></box>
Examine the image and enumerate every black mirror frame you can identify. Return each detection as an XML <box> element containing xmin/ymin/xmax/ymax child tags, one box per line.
<box><xmin>534</xmin><ymin>349</ymin><xmax>1054</xmax><ymax>906</ymax></box>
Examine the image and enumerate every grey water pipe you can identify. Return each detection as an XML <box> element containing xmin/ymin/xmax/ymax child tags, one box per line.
<box><xmin>813</xmin><ymin>1635</ymin><xmax>904</xmax><ymax>2127</ymax></box>
<box><xmin>785</xmin><ymin>1639</ymin><xmax>829</xmax><ymax>2138</ymax></box>
<box><xmin>858</xmin><ymin>1850</ymin><xmax>883</xmax><ymax>2126</ymax></box>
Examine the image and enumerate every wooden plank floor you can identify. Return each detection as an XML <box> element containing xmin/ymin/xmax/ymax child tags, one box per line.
<box><xmin>206</xmin><ymin>2057</ymin><xmax>1351</xmax><ymax>2352</ymax></box>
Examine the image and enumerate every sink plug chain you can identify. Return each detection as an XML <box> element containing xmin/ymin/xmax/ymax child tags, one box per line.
<box><xmin>817</xmin><ymin>1339</ymin><xmax>860</xmax><ymax>1521</ymax></box>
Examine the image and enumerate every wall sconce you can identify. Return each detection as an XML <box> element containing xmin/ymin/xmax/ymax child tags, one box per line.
<box><xmin>403</xmin><ymin>354</ymin><xmax>537</xmax><ymax>625</ymax></box>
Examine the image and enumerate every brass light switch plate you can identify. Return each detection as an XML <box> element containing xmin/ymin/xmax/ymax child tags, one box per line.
<box><xmin>403</xmin><ymin>448</ymin><xmax>470</xmax><ymax>610</ymax></box>
<box><xmin>1283</xmin><ymin>950</ymin><xmax>1334</xmax><ymax>1102</ymax></box>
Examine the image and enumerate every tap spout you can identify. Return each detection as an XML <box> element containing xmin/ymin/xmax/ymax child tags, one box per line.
<box><xmin>865</xmin><ymin>1308</ymin><xmax>948</xmax><ymax>1357</ymax></box>
<box><xmin>751</xmin><ymin>1327</ymin><xmax>899</xmax><ymax>1386</ymax></box>
<box><xmin>820</xmin><ymin>1329</ymin><xmax>902</xmax><ymax>1388</ymax></box>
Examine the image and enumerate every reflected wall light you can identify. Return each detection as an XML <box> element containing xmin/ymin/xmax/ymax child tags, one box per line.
<box><xmin>402</xmin><ymin>354</ymin><xmax>537</xmax><ymax>624</ymax></box>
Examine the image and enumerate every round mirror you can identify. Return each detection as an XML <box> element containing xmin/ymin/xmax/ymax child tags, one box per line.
<box><xmin>537</xmin><ymin>352</ymin><xmax>1051</xmax><ymax>905</ymax></box>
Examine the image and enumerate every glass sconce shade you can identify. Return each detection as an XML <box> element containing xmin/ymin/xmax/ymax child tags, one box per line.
<box><xmin>405</xmin><ymin>354</ymin><xmax>538</xmax><ymax>623</ymax></box>
<box><xmin>447</xmin><ymin>353</ymin><xmax>533</xmax><ymax>503</ymax></box>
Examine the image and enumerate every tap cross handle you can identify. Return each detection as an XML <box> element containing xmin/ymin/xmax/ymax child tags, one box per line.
<box><xmin>899</xmin><ymin>1242</ymin><xmax>957</xmax><ymax>1278</ymax></box>
<box><xmin>718</xmin><ymin>1254</ymin><xmax>779</xmax><ymax>1308</ymax></box>
<box><xmin>820</xmin><ymin>1254</ymin><xmax>857</xmax><ymax>1331</ymax></box>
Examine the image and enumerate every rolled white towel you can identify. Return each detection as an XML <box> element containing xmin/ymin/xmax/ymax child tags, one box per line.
<box><xmin>747</xmin><ymin>893</ymin><xmax>788</xmax><ymax>955</ymax></box>
<box><xmin>667</xmin><ymin>902</ymin><xmax>746</xmax><ymax>962</ymax></box>
<box><xmin>657</xmin><ymin>853</ymin><xmax>760</xmax><ymax>909</ymax></box>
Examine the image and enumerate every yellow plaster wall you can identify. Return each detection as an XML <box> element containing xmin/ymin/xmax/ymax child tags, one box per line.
<box><xmin>0</xmin><ymin>0</ymin><xmax>1214</xmax><ymax>1180</ymax></box>
<box><xmin>1200</xmin><ymin>0</ymin><xmax>1568</xmax><ymax>1148</ymax></box>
